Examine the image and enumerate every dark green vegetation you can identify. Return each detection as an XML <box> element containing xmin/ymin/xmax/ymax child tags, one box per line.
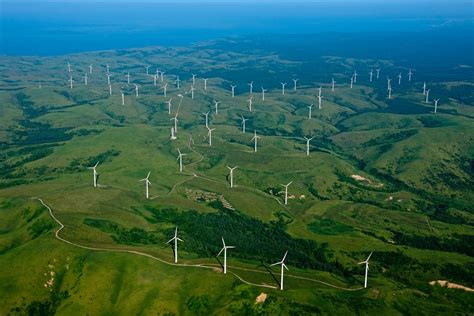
<box><xmin>0</xmin><ymin>38</ymin><xmax>473</xmax><ymax>315</ymax></box>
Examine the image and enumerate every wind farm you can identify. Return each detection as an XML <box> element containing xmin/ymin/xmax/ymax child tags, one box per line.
<box><xmin>0</xmin><ymin>4</ymin><xmax>473</xmax><ymax>315</ymax></box>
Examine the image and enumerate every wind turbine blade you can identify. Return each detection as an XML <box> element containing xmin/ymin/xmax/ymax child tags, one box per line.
<box><xmin>94</xmin><ymin>161</ymin><xmax>99</xmax><ymax>168</ymax></box>
<box><xmin>227</xmin><ymin>246</ymin><xmax>235</xmax><ymax>249</ymax></box>
<box><xmin>166</xmin><ymin>237</ymin><xmax>175</xmax><ymax>244</ymax></box>
<box><xmin>270</xmin><ymin>261</ymin><xmax>282</xmax><ymax>267</ymax></box>
<box><xmin>177</xmin><ymin>238</ymin><xmax>183</xmax><ymax>242</ymax></box>
<box><xmin>358</xmin><ymin>261</ymin><xmax>366</xmax><ymax>265</ymax></box>
<box><xmin>221</xmin><ymin>237</ymin><xmax>226</xmax><ymax>247</ymax></box>
<box><xmin>282</xmin><ymin>251</ymin><xmax>288</xmax><ymax>262</ymax></box>
<box><xmin>367</xmin><ymin>251</ymin><xmax>373</xmax><ymax>261</ymax></box>
<box><xmin>217</xmin><ymin>247</ymin><xmax>225</xmax><ymax>257</ymax></box>
<box><xmin>283</xmin><ymin>263</ymin><xmax>289</xmax><ymax>271</ymax></box>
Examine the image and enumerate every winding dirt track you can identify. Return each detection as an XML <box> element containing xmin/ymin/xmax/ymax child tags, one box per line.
<box><xmin>37</xmin><ymin>198</ymin><xmax>363</xmax><ymax>292</ymax></box>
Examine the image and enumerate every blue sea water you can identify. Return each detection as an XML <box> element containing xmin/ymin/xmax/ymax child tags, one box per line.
<box><xmin>1</xmin><ymin>1</ymin><xmax>473</xmax><ymax>57</ymax></box>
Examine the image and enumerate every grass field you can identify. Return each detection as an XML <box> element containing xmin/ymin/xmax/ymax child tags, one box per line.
<box><xmin>0</xmin><ymin>41</ymin><xmax>473</xmax><ymax>315</ymax></box>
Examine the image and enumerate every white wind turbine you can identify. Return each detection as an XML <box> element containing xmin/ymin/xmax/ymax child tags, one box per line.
<box><xmin>281</xmin><ymin>181</ymin><xmax>292</xmax><ymax>205</ymax></box>
<box><xmin>106</xmin><ymin>64</ymin><xmax>110</xmax><ymax>75</ymax></box>
<box><xmin>331</xmin><ymin>78</ymin><xmax>336</xmax><ymax>92</ymax></box>
<box><xmin>369</xmin><ymin>69</ymin><xmax>373</xmax><ymax>82</ymax></box>
<box><xmin>388</xmin><ymin>87</ymin><xmax>393</xmax><ymax>100</ymax></box>
<box><xmin>251</xmin><ymin>130</ymin><xmax>260</xmax><ymax>153</ymax></box>
<box><xmin>89</xmin><ymin>64</ymin><xmax>93</xmax><ymax>74</ymax></box>
<box><xmin>207</xmin><ymin>127</ymin><xmax>215</xmax><ymax>146</ymax></box>
<box><xmin>175</xmin><ymin>76</ymin><xmax>181</xmax><ymax>89</ymax></box>
<box><xmin>108</xmin><ymin>84</ymin><xmax>112</xmax><ymax>96</ymax></box>
<box><xmin>214</xmin><ymin>100</ymin><xmax>221</xmax><ymax>115</ymax></box>
<box><xmin>350</xmin><ymin>76</ymin><xmax>354</xmax><ymax>89</ymax></box>
<box><xmin>166</xmin><ymin>98</ymin><xmax>173</xmax><ymax>115</ymax></box>
<box><xmin>67</xmin><ymin>62</ymin><xmax>72</xmax><ymax>73</ymax></box>
<box><xmin>126</xmin><ymin>72</ymin><xmax>130</xmax><ymax>84</ymax></box>
<box><xmin>247</xmin><ymin>96</ymin><xmax>253</xmax><ymax>112</ymax></box>
<box><xmin>167</xmin><ymin>227</ymin><xmax>183</xmax><ymax>263</ymax></box>
<box><xmin>227</xmin><ymin>166</ymin><xmax>238</xmax><ymax>188</ymax></box>
<box><xmin>87</xmin><ymin>161</ymin><xmax>99</xmax><ymax>187</ymax></box>
<box><xmin>304</xmin><ymin>136</ymin><xmax>314</xmax><ymax>156</ymax></box>
<box><xmin>153</xmin><ymin>74</ymin><xmax>158</xmax><ymax>86</ymax></box>
<box><xmin>376</xmin><ymin>68</ymin><xmax>381</xmax><ymax>79</ymax></box>
<box><xmin>160</xmin><ymin>71</ymin><xmax>165</xmax><ymax>82</ymax></box>
<box><xmin>423</xmin><ymin>82</ymin><xmax>427</xmax><ymax>95</ymax></box>
<box><xmin>318</xmin><ymin>86</ymin><xmax>322</xmax><ymax>97</ymax></box>
<box><xmin>281</xmin><ymin>82</ymin><xmax>287</xmax><ymax>95</ymax></box>
<box><xmin>293</xmin><ymin>78</ymin><xmax>298</xmax><ymax>91</ymax></box>
<box><xmin>177</xmin><ymin>149</ymin><xmax>187</xmax><ymax>172</ymax></box>
<box><xmin>84</xmin><ymin>73</ymin><xmax>88</xmax><ymax>86</ymax></box>
<box><xmin>145</xmin><ymin>66</ymin><xmax>150</xmax><ymax>75</ymax></box>
<box><xmin>248</xmin><ymin>81</ymin><xmax>254</xmax><ymax>94</ymax></box>
<box><xmin>270</xmin><ymin>251</ymin><xmax>289</xmax><ymax>291</ymax></box>
<box><xmin>240</xmin><ymin>116</ymin><xmax>248</xmax><ymax>133</ymax></box>
<box><xmin>139</xmin><ymin>172</ymin><xmax>152</xmax><ymax>199</ymax></box>
<box><xmin>231</xmin><ymin>85</ymin><xmax>237</xmax><ymax>98</ymax></box>
<box><xmin>398</xmin><ymin>72</ymin><xmax>402</xmax><ymax>85</ymax></box>
<box><xmin>307</xmin><ymin>104</ymin><xmax>313</xmax><ymax>119</ymax></box>
<box><xmin>318</xmin><ymin>95</ymin><xmax>323</xmax><ymax>110</ymax></box>
<box><xmin>203</xmin><ymin>78</ymin><xmax>208</xmax><ymax>91</ymax></box>
<box><xmin>358</xmin><ymin>252</ymin><xmax>373</xmax><ymax>288</ymax></box>
<box><xmin>69</xmin><ymin>76</ymin><xmax>74</xmax><ymax>89</ymax></box>
<box><xmin>107</xmin><ymin>74</ymin><xmax>111</xmax><ymax>86</ymax></box>
<box><xmin>192</xmin><ymin>73</ymin><xmax>197</xmax><ymax>85</ymax></box>
<box><xmin>134</xmin><ymin>84</ymin><xmax>139</xmax><ymax>97</ymax></box>
<box><xmin>121</xmin><ymin>90</ymin><xmax>125</xmax><ymax>105</ymax></box>
<box><xmin>190</xmin><ymin>85</ymin><xmax>195</xmax><ymax>100</ymax></box>
<box><xmin>408</xmin><ymin>69</ymin><xmax>413</xmax><ymax>82</ymax></box>
<box><xmin>217</xmin><ymin>237</ymin><xmax>235</xmax><ymax>274</ymax></box>
<box><xmin>203</xmin><ymin>111</ymin><xmax>210</xmax><ymax>128</ymax></box>
<box><xmin>387</xmin><ymin>77</ymin><xmax>392</xmax><ymax>91</ymax></box>
<box><xmin>353</xmin><ymin>70</ymin><xmax>358</xmax><ymax>83</ymax></box>
<box><xmin>434</xmin><ymin>99</ymin><xmax>439</xmax><ymax>113</ymax></box>
<box><xmin>425</xmin><ymin>89</ymin><xmax>430</xmax><ymax>103</ymax></box>
<box><xmin>261</xmin><ymin>87</ymin><xmax>267</xmax><ymax>101</ymax></box>
<box><xmin>170</xmin><ymin>114</ymin><xmax>179</xmax><ymax>134</ymax></box>
<box><xmin>163</xmin><ymin>83</ymin><xmax>168</xmax><ymax>98</ymax></box>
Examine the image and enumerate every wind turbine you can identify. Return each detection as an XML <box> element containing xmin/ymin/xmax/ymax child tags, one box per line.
<box><xmin>227</xmin><ymin>166</ymin><xmax>238</xmax><ymax>188</ymax></box>
<box><xmin>177</xmin><ymin>149</ymin><xmax>187</xmax><ymax>172</ymax></box>
<box><xmin>160</xmin><ymin>71</ymin><xmax>165</xmax><ymax>82</ymax></box>
<box><xmin>175</xmin><ymin>76</ymin><xmax>181</xmax><ymax>89</ymax></box>
<box><xmin>281</xmin><ymin>181</ymin><xmax>292</xmax><ymax>205</ymax></box>
<box><xmin>425</xmin><ymin>89</ymin><xmax>430</xmax><ymax>103</ymax></box>
<box><xmin>106</xmin><ymin>64</ymin><xmax>110</xmax><ymax>75</ymax></box>
<box><xmin>126</xmin><ymin>72</ymin><xmax>130</xmax><ymax>84</ymax></box>
<box><xmin>121</xmin><ymin>90</ymin><xmax>125</xmax><ymax>105</ymax></box>
<box><xmin>387</xmin><ymin>77</ymin><xmax>392</xmax><ymax>91</ymax></box>
<box><xmin>408</xmin><ymin>69</ymin><xmax>413</xmax><ymax>82</ymax></box>
<box><xmin>134</xmin><ymin>84</ymin><xmax>139</xmax><ymax>97</ymax></box>
<box><xmin>293</xmin><ymin>78</ymin><xmax>298</xmax><ymax>91</ymax></box>
<box><xmin>423</xmin><ymin>82</ymin><xmax>427</xmax><ymax>95</ymax></box>
<box><xmin>304</xmin><ymin>136</ymin><xmax>314</xmax><ymax>156</ymax></box>
<box><xmin>251</xmin><ymin>130</ymin><xmax>260</xmax><ymax>153</ymax></box>
<box><xmin>350</xmin><ymin>76</ymin><xmax>354</xmax><ymax>89</ymax></box>
<box><xmin>353</xmin><ymin>70</ymin><xmax>358</xmax><ymax>83</ymax></box>
<box><xmin>248</xmin><ymin>81</ymin><xmax>254</xmax><ymax>94</ymax></box>
<box><xmin>217</xmin><ymin>237</ymin><xmax>235</xmax><ymax>274</ymax></box>
<box><xmin>398</xmin><ymin>72</ymin><xmax>402</xmax><ymax>85</ymax></box>
<box><xmin>69</xmin><ymin>76</ymin><xmax>74</xmax><ymax>89</ymax></box>
<box><xmin>434</xmin><ymin>99</ymin><xmax>439</xmax><ymax>113</ymax></box>
<box><xmin>214</xmin><ymin>100</ymin><xmax>221</xmax><ymax>115</ymax></box>
<box><xmin>270</xmin><ymin>251</ymin><xmax>289</xmax><ymax>290</ymax></box>
<box><xmin>231</xmin><ymin>85</ymin><xmax>236</xmax><ymax>98</ymax></box>
<box><xmin>307</xmin><ymin>104</ymin><xmax>313</xmax><ymax>119</ymax></box>
<box><xmin>207</xmin><ymin>127</ymin><xmax>215</xmax><ymax>146</ymax></box>
<box><xmin>247</xmin><ymin>96</ymin><xmax>253</xmax><ymax>112</ymax></box>
<box><xmin>318</xmin><ymin>86</ymin><xmax>322</xmax><ymax>97</ymax></box>
<box><xmin>107</xmin><ymin>74</ymin><xmax>111</xmax><ymax>86</ymax></box>
<box><xmin>192</xmin><ymin>73</ymin><xmax>197</xmax><ymax>85</ymax></box>
<box><xmin>240</xmin><ymin>116</ymin><xmax>248</xmax><ymax>133</ymax></box>
<box><xmin>89</xmin><ymin>64</ymin><xmax>93</xmax><ymax>74</ymax></box>
<box><xmin>166</xmin><ymin>227</ymin><xmax>183</xmax><ymax>263</ymax></box>
<box><xmin>261</xmin><ymin>87</ymin><xmax>267</xmax><ymax>101</ymax></box>
<box><xmin>139</xmin><ymin>172</ymin><xmax>151</xmax><ymax>199</ymax></box>
<box><xmin>67</xmin><ymin>62</ymin><xmax>72</xmax><ymax>73</ymax></box>
<box><xmin>376</xmin><ymin>68</ymin><xmax>381</xmax><ymax>79</ymax></box>
<box><xmin>87</xmin><ymin>161</ymin><xmax>99</xmax><ymax>187</ymax></box>
<box><xmin>388</xmin><ymin>87</ymin><xmax>393</xmax><ymax>100</ymax></box>
<box><xmin>203</xmin><ymin>78</ymin><xmax>208</xmax><ymax>91</ymax></box>
<box><xmin>190</xmin><ymin>85</ymin><xmax>195</xmax><ymax>99</ymax></box>
<box><xmin>369</xmin><ymin>69</ymin><xmax>373</xmax><ymax>82</ymax></box>
<box><xmin>108</xmin><ymin>84</ymin><xmax>112</xmax><ymax>96</ymax></box>
<box><xmin>281</xmin><ymin>82</ymin><xmax>287</xmax><ymax>95</ymax></box>
<box><xmin>318</xmin><ymin>95</ymin><xmax>323</xmax><ymax>110</ymax></box>
<box><xmin>153</xmin><ymin>74</ymin><xmax>158</xmax><ymax>86</ymax></box>
<box><xmin>203</xmin><ymin>111</ymin><xmax>210</xmax><ymax>128</ymax></box>
<box><xmin>170</xmin><ymin>114</ymin><xmax>179</xmax><ymax>134</ymax></box>
<box><xmin>166</xmin><ymin>98</ymin><xmax>173</xmax><ymax>115</ymax></box>
<box><xmin>331</xmin><ymin>78</ymin><xmax>336</xmax><ymax>92</ymax></box>
<box><xmin>358</xmin><ymin>252</ymin><xmax>373</xmax><ymax>288</ymax></box>
<box><xmin>84</xmin><ymin>73</ymin><xmax>88</xmax><ymax>86</ymax></box>
<box><xmin>170</xmin><ymin>127</ymin><xmax>176</xmax><ymax>140</ymax></box>
<box><xmin>163</xmin><ymin>83</ymin><xmax>168</xmax><ymax>98</ymax></box>
<box><xmin>145</xmin><ymin>66</ymin><xmax>150</xmax><ymax>75</ymax></box>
